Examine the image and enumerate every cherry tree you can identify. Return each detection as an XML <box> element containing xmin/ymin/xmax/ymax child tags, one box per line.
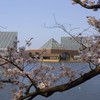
<box><xmin>0</xmin><ymin>1</ymin><xmax>100</xmax><ymax>100</ymax></box>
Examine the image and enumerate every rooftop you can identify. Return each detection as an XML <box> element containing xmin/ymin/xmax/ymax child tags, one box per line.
<box><xmin>0</xmin><ymin>32</ymin><xmax>17</xmax><ymax>50</ymax></box>
<box><xmin>40</xmin><ymin>38</ymin><xmax>64</xmax><ymax>49</ymax></box>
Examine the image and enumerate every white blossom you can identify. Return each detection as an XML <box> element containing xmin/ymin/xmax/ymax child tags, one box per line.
<box><xmin>98</xmin><ymin>58</ymin><xmax>100</xmax><ymax>64</ymax></box>
<box><xmin>38</xmin><ymin>82</ymin><xmax>45</xmax><ymax>89</ymax></box>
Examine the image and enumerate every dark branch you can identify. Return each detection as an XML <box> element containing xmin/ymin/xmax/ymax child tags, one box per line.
<box><xmin>73</xmin><ymin>0</ymin><xmax>100</xmax><ymax>9</ymax></box>
<box><xmin>0</xmin><ymin>62</ymin><xmax>8</xmax><ymax>66</ymax></box>
<box><xmin>25</xmin><ymin>84</ymin><xmax>33</xmax><ymax>95</ymax></box>
<box><xmin>0</xmin><ymin>79</ymin><xmax>15</xmax><ymax>84</ymax></box>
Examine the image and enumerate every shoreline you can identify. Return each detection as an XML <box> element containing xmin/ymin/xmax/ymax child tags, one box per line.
<box><xmin>39</xmin><ymin>59</ymin><xmax>81</xmax><ymax>63</ymax></box>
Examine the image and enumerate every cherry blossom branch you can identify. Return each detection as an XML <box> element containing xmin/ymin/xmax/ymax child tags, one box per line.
<box><xmin>0</xmin><ymin>57</ymin><xmax>38</xmax><ymax>91</ymax></box>
<box><xmin>0</xmin><ymin>79</ymin><xmax>15</xmax><ymax>84</ymax></box>
<box><xmin>0</xmin><ymin>62</ymin><xmax>9</xmax><ymax>66</ymax></box>
<box><xmin>25</xmin><ymin>84</ymin><xmax>33</xmax><ymax>95</ymax></box>
<box><xmin>19</xmin><ymin>66</ymin><xmax>100</xmax><ymax>100</ymax></box>
<box><xmin>1</xmin><ymin>57</ymin><xmax>23</xmax><ymax>71</ymax></box>
<box><xmin>73</xmin><ymin>0</ymin><xmax>100</xmax><ymax>9</ymax></box>
<box><xmin>25</xmin><ymin>37</ymin><xmax>33</xmax><ymax>48</ymax></box>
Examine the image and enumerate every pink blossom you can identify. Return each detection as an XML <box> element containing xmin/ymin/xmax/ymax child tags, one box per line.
<box><xmin>38</xmin><ymin>82</ymin><xmax>45</xmax><ymax>89</ymax></box>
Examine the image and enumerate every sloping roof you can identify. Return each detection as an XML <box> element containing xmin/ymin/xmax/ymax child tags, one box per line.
<box><xmin>40</xmin><ymin>38</ymin><xmax>64</xmax><ymax>49</ymax></box>
<box><xmin>61</xmin><ymin>37</ymin><xmax>87</xmax><ymax>51</ymax></box>
<box><xmin>0</xmin><ymin>32</ymin><xmax>17</xmax><ymax>50</ymax></box>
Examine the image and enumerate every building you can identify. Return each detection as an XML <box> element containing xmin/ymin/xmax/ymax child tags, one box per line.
<box><xmin>0</xmin><ymin>31</ymin><xmax>17</xmax><ymax>57</ymax></box>
<box><xmin>28</xmin><ymin>38</ymin><xmax>79</xmax><ymax>62</ymax></box>
<box><xmin>61</xmin><ymin>37</ymin><xmax>89</xmax><ymax>52</ymax></box>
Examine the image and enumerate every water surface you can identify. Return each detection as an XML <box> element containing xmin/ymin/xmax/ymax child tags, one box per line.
<box><xmin>0</xmin><ymin>63</ymin><xmax>100</xmax><ymax>100</ymax></box>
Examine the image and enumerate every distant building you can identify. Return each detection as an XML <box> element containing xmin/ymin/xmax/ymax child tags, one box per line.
<box><xmin>28</xmin><ymin>38</ymin><xmax>79</xmax><ymax>62</ymax></box>
<box><xmin>40</xmin><ymin>38</ymin><xmax>64</xmax><ymax>50</ymax></box>
<box><xmin>0</xmin><ymin>31</ymin><xmax>17</xmax><ymax>57</ymax></box>
<box><xmin>61</xmin><ymin>37</ymin><xmax>88</xmax><ymax>52</ymax></box>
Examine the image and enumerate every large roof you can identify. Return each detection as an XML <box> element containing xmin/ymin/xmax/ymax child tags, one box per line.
<box><xmin>40</xmin><ymin>38</ymin><xmax>64</xmax><ymax>49</ymax></box>
<box><xmin>0</xmin><ymin>32</ymin><xmax>17</xmax><ymax>50</ymax></box>
<box><xmin>61</xmin><ymin>37</ymin><xmax>87</xmax><ymax>51</ymax></box>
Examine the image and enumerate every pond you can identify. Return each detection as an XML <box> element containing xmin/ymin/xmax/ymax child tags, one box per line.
<box><xmin>0</xmin><ymin>62</ymin><xmax>100</xmax><ymax>100</ymax></box>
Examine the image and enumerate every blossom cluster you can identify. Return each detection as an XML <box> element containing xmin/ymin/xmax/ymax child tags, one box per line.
<box><xmin>59</xmin><ymin>66</ymin><xmax>78</xmax><ymax>83</ymax></box>
<box><xmin>81</xmin><ymin>36</ymin><xmax>100</xmax><ymax>65</ymax></box>
<box><xmin>32</xmin><ymin>63</ymin><xmax>78</xmax><ymax>89</ymax></box>
<box><xmin>0</xmin><ymin>43</ymin><xmax>38</xmax><ymax>100</ymax></box>
<box><xmin>87</xmin><ymin>16</ymin><xmax>100</xmax><ymax>33</ymax></box>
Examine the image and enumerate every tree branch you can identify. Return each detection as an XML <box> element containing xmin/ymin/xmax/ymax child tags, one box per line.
<box><xmin>0</xmin><ymin>57</ymin><xmax>38</xmax><ymax>91</ymax></box>
<box><xmin>0</xmin><ymin>62</ymin><xmax>8</xmax><ymax>66</ymax></box>
<box><xmin>49</xmin><ymin>23</ymin><xmax>87</xmax><ymax>49</ymax></box>
<box><xmin>19</xmin><ymin>66</ymin><xmax>100</xmax><ymax>100</ymax></box>
<box><xmin>25</xmin><ymin>84</ymin><xmax>33</xmax><ymax>95</ymax></box>
<box><xmin>0</xmin><ymin>79</ymin><xmax>16</xmax><ymax>84</ymax></box>
<box><xmin>73</xmin><ymin>0</ymin><xmax>100</xmax><ymax>9</ymax></box>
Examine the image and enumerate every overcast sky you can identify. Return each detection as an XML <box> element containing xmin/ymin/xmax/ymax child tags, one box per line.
<box><xmin>0</xmin><ymin>0</ymin><xmax>100</xmax><ymax>49</ymax></box>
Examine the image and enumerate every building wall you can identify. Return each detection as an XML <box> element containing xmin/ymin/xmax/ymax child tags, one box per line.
<box><xmin>51</xmin><ymin>49</ymin><xmax>78</xmax><ymax>57</ymax></box>
<box><xmin>27</xmin><ymin>49</ymin><xmax>79</xmax><ymax>60</ymax></box>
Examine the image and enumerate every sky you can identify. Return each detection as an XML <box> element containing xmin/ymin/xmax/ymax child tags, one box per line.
<box><xmin>0</xmin><ymin>0</ymin><xmax>100</xmax><ymax>49</ymax></box>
